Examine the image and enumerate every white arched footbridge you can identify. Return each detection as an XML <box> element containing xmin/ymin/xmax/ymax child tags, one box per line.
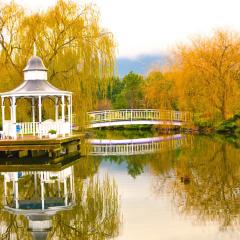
<box><xmin>87</xmin><ymin>109</ymin><xmax>191</xmax><ymax>128</ymax></box>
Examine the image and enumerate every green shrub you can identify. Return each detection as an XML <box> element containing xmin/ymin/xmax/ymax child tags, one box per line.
<box><xmin>48</xmin><ymin>129</ymin><xmax>57</xmax><ymax>134</ymax></box>
<box><xmin>216</xmin><ymin>113</ymin><xmax>240</xmax><ymax>133</ymax></box>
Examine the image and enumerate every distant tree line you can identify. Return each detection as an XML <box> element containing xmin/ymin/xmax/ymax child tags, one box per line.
<box><xmin>98</xmin><ymin>30</ymin><xmax>240</xmax><ymax>126</ymax></box>
<box><xmin>97</xmin><ymin>71</ymin><xmax>178</xmax><ymax>111</ymax></box>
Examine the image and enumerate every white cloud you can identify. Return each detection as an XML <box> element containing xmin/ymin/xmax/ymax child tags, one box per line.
<box><xmin>6</xmin><ymin>0</ymin><xmax>240</xmax><ymax>58</ymax></box>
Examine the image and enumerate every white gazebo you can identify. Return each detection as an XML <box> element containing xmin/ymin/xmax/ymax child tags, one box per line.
<box><xmin>0</xmin><ymin>54</ymin><xmax>73</xmax><ymax>139</ymax></box>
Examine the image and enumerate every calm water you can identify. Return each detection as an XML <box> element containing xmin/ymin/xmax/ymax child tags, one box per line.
<box><xmin>1</xmin><ymin>133</ymin><xmax>240</xmax><ymax>239</ymax></box>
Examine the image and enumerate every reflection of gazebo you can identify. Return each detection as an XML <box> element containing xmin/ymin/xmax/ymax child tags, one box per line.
<box><xmin>2</xmin><ymin>167</ymin><xmax>75</xmax><ymax>240</ymax></box>
<box><xmin>0</xmin><ymin>54</ymin><xmax>73</xmax><ymax>139</ymax></box>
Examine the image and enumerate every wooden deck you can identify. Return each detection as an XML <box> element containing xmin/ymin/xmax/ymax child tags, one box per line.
<box><xmin>0</xmin><ymin>153</ymin><xmax>80</xmax><ymax>172</ymax></box>
<box><xmin>0</xmin><ymin>134</ymin><xmax>82</xmax><ymax>150</ymax></box>
<box><xmin>0</xmin><ymin>134</ymin><xmax>83</xmax><ymax>164</ymax></box>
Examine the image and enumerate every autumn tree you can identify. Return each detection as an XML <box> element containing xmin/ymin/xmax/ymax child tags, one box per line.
<box><xmin>143</xmin><ymin>70</ymin><xmax>177</xmax><ymax>109</ymax></box>
<box><xmin>172</xmin><ymin>30</ymin><xmax>240</xmax><ymax>120</ymax></box>
<box><xmin>0</xmin><ymin>0</ymin><xmax>115</xmax><ymax>126</ymax></box>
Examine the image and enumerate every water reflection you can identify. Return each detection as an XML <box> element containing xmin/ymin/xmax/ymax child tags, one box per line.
<box><xmin>2</xmin><ymin>132</ymin><xmax>240</xmax><ymax>239</ymax></box>
<box><xmin>89</xmin><ymin>131</ymin><xmax>240</xmax><ymax>235</ymax></box>
<box><xmin>152</xmin><ymin>136</ymin><xmax>240</xmax><ymax>231</ymax></box>
<box><xmin>89</xmin><ymin>134</ymin><xmax>186</xmax><ymax>156</ymax></box>
<box><xmin>0</xmin><ymin>159</ymin><xmax>121</xmax><ymax>240</ymax></box>
<box><xmin>88</xmin><ymin>133</ymin><xmax>189</xmax><ymax>178</ymax></box>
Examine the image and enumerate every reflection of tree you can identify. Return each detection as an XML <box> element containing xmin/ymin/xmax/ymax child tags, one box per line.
<box><xmin>0</xmin><ymin>214</ymin><xmax>31</xmax><ymax>240</ymax></box>
<box><xmin>102</xmin><ymin>147</ymin><xmax>182</xmax><ymax>179</ymax></box>
<box><xmin>49</xmin><ymin>175</ymin><xmax>121</xmax><ymax>239</ymax></box>
<box><xmin>0</xmin><ymin>177</ymin><xmax>31</xmax><ymax>240</ymax></box>
<box><xmin>154</xmin><ymin>136</ymin><xmax>240</xmax><ymax>230</ymax></box>
<box><xmin>74</xmin><ymin>157</ymin><xmax>101</xmax><ymax>179</ymax></box>
<box><xmin>93</xmin><ymin>129</ymin><xmax>157</xmax><ymax>140</ymax></box>
<box><xmin>103</xmin><ymin>155</ymin><xmax>146</xmax><ymax>178</ymax></box>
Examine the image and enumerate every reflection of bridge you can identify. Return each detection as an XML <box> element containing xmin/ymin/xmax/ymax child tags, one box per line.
<box><xmin>89</xmin><ymin>134</ymin><xmax>185</xmax><ymax>156</ymax></box>
<box><xmin>87</xmin><ymin>109</ymin><xmax>191</xmax><ymax>128</ymax></box>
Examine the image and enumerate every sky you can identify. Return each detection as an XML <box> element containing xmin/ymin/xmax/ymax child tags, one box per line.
<box><xmin>6</xmin><ymin>0</ymin><xmax>240</xmax><ymax>58</ymax></box>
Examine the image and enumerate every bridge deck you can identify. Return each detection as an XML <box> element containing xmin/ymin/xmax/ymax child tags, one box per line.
<box><xmin>90</xmin><ymin>120</ymin><xmax>182</xmax><ymax>128</ymax></box>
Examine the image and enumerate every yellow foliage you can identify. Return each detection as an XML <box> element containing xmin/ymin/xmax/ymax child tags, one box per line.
<box><xmin>171</xmin><ymin>30</ymin><xmax>240</xmax><ymax>120</ymax></box>
<box><xmin>0</xmin><ymin>0</ymin><xmax>116</xmax><ymax>127</ymax></box>
<box><xmin>143</xmin><ymin>70</ymin><xmax>176</xmax><ymax>109</ymax></box>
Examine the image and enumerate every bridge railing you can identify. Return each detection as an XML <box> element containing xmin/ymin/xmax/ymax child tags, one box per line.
<box><xmin>87</xmin><ymin>109</ymin><xmax>192</xmax><ymax>124</ymax></box>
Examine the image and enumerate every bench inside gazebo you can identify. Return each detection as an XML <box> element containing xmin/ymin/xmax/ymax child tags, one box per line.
<box><xmin>0</xmin><ymin>54</ymin><xmax>73</xmax><ymax>139</ymax></box>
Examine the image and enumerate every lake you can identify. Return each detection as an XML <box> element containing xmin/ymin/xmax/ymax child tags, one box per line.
<box><xmin>1</xmin><ymin>131</ymin><xmax>240</xmax><ymax>240</ymax></box>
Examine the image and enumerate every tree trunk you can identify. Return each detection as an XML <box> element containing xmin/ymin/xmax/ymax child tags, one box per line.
<box><xmin>221</xmin><ymin>94</ymin><xmax>228</xmax><ymax>120</ymax></box>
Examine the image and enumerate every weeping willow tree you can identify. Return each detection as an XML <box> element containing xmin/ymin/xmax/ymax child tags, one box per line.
<box><xmin>0</xmin><ymin>0</ymin><xmax>116</xmax><ymax>127</ymax></box>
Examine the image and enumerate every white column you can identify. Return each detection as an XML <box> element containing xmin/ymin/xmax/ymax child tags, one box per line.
<box><xmin>12</xmin><ymin>97</ymin><xmax>16</xmax><ymax>123</ymax></box>
<box><xmin>38</xmin><ymin>96</ymin><xmax>42</xmax><ymax>137</ymax></box>
<box><xmin>71</xmin><ymin>166</ymin><xmax>75</xmax><ymax>203</ymax></box>
<box><xmin>15</xmin><ymin>180</ymin><xmax>19</xmax><ymax>209</ymax></box>
<box><xmin>70</xmin><ymin>95</ymin><xmax>73</xmax><ymax>134</ymax></box>
<box><xmin>67</xmin><ymin>96</ymin><xmax>71</xmax><ymax>123</ymax></box>
<box><xmin>55</xmin><ymin>97</ymin><xmax>59</xmax><ymax>121</ymax></box>
<box><xmin>14</xmin><ymin>173</ymin><xmax>19</xmax><ymax>209</ymax></box>
<box><xmin>41</xmin><ymin>173</ymin><xmax>45</xmax><ymax>210</ymax></box>
<box><xmin>32</xmin><ymin>98</ymin><xmax>36</xmax><ymax>136</ymax></box>
<box><xmin>4</xmin><ymin>175</ymin><xmax>7</xmax><ymax>205</ymax></box>
<box><xmin>11</xmin><ymin>97</ymin><xmax>17</xmax><ymax>139</ymax></box>
<box><xmin>1</xmin><ymin>97</ymin><xmax>5</xmax><ymax>131</ymax></box>
<box><xmin>61</xmin><ymin>95</ymin><xmax>65</xmax><ymax>122</ymax></box>
<box><xmin>67</xmin><ymin>96</ymin><xmax>71</xmax><ymax>135</ymax></box>
<box><xmin>70</xmin><ymin>174</ymin><xmax>73</xmax><ymax>196</ymax></box>
<box><xmin>38</xmin><ymin>96</ymin><xmax>42</xmax><ymax>123</ymax></box>
<box><xmin>64</xmin><ymin>177</ymin><xmax>68</xmax><ymax>206</ymax></box>
<box><xmin>34</xmin><ymin>172</ymin><xmax>37</xmax><ymax>197</ymax></box>
<box><xmin>32</xmin><ymin>98</ymin><xmax>35</xmax><ymax>123</ymax></box>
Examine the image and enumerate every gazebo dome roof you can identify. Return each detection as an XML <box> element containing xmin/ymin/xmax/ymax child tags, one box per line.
<box><xmin>0</xmin><ymin>55</ymin><xmax>72</xmax><ymax>97</ymax></box>
<box><xmin>23</xmin><ymin>56</ymin><xmax>47</xmax><ymax>72</ymax></box>
<box><xmin>0</xmin><ymin>80</ymin><xmax>72</xmax><ymax>97</ymax></box>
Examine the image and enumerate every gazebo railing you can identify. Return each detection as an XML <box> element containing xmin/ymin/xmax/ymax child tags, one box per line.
<box><xmin>17</xmin><ymin>121</ymin><xmax>71</xmax><ymax>136</ymax></box>
<box><xmin>18</xmin><ymin>122</ymin><xmax>40</xmax><ymax>135</ymax></box>
<box><xmin>3</xmin><ymin>121</ymin><xmax>71</xmax><ymax>138</ymax></box>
